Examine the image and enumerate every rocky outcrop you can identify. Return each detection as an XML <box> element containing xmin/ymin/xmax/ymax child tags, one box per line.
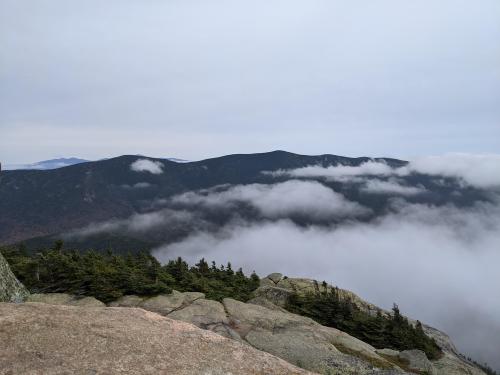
<box><xmin>30</xmin><ymin>291</ymin><xmax>404</xmax><ymax>374</ymax></box>
<box><xmin>0</xmin><ymin>252</ymin><xmax>29</xmax><ymax>302</ymax></box>
<box><xmin>376</xmin><ymin>348</ymin><xmax>489</xmax><ymax>375</ymax></box>
<box><xmin>223</xmin><ymin>298</ymin><xmax>403</xmax><ymax>375</ymax></box>
<box><xmin>256</xmin><ymin>274</ymin><xmax>488</xmax><ymax>375</ymax></box>
<box><xmin>248</xmin><ymin>284</ymin><xmax>293</xmax><ymax>307</ymax></box>
<box><xmin>109</xmin><ymin>290</ymin><xmax>204</xmax><ymax>314</ymax></box>
<box><xmin>0</xmin><ymin>302</ymin><xmax>311</xmax><ymax>375</ymax></box>
<box><xmin>168</xmin><ymin>298</ymin><xmax>241</xmax><ymax>340</ymax></box>
<box><xmin>377</xmin><ymin>349</ymin><xmax>437</xmax><ymax>375</ymax></box>
<box><xmin>399</xmin><ymin>350</ymin><xmax>436</xmax><ymax>374</ymax></box>
<box><xmin>26</xmin><ymin>293</ymin><xmax>105</xmax><ymax>307</ymax></box>
<box><xmin>257</xmin><ymin>273</ymin><xmax>383</xmax><ymax>315</ymax></box>
<box><xmin>432</xmin><ymin>353</ymin><xmax>487</xmax><ymax>375</ymax></box>
<box><xmin>18</xmin><ymin>274</ymin><xmax>489</xmax><ymax>375</ymax></box>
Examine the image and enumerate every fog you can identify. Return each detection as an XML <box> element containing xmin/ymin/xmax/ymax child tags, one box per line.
<box><xmin>153</xmin><ymin>194</ymin><xmax>500</xmax><ymax>369</ymax></box>
<box><xmin>360</xmin><ymin>178</ymin><xmax>426</xmax><ymax>195</ymax></box>
<box><xmin>172</xmin><ymin>180</ymin><xmax>371</xmax><ymax>219</ymax></box>
<box><xmin>65</xmin><ymin>209</ymin><xmax>195</xmax><ymax>238</ymax></box>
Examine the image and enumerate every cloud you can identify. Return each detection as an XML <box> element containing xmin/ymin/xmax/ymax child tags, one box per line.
<box><xmin>268</xmin><ymin>154</ymin><xmax>500</xmax><ymax>189</ymax></box>
<box><xmin>172</xmin><ymin>180</ymin><xmax>371</xmax><ymax>220</ymax></box>
<box><xmin>360</xmin><ymin>178</ymin><xmax>426</xmax><ymax>196</ymax></box>
<box><xmin>152</xmin><ymin>198</ymin><xmax>500</xmax><ymax>370</ymax></box>
<box><xmin>406</xmin><ymin>154</ymin><xmax>500</xmax><ymax>189</ymax></box>
<box><xmin>269</xmin><ymin>161</ymin><xmax>396</xmax><ymax>180</ymax></box>
<box><xmin>130</xmin><ymin>159</ymin><xmax>164</xmax><ymax>174</ymax></box>
<box><xmin>121</xmin><ymin>182</ymin><xmax>153</xmax><ymax>189</ymax></box>
<box><xmin>65</xmin><ymin>209</ymin><xmax>194</xmax><ymax>238</ymax></box>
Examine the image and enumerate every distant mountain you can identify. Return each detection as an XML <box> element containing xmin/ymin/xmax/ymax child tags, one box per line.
<box><xmin>4</xmin><ymin>158</ymin><xmax>90</xmax><ymax>171</ymax></box>
<box><xmin>165</xmin><ymin>157</ymin><xmax>190</xmax><ymax>163</ymax></box>
<box><xmin>3</xmin><ymin>157</ymin><xmax>188</xmax><ymax>171</ymax></box>
<box><xmin>0</xmin><ymin>150</ymin><xmax>491</xmax><ymax>252</ymax></box>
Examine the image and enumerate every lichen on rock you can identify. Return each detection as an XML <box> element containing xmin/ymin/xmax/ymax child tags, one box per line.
<box><xmin>0</xmin><ymin>252</ymin><xmax>29</xmax><ymax>302</ymax></box>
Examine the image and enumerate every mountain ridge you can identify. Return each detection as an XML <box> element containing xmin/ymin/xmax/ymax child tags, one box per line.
<box><xmin>0</xmin><ymin>151</ymin><xmax>408</xmax><ymax>247</ymax></box>
<box><xmin>0</xmin><ymin>151</ymin><xmax>491</xmax><ymax>250</ymax></box>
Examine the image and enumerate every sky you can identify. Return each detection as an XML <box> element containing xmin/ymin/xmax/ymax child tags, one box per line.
<box><xmin>1</xmin><ymin>0</ymin><xmax>499</xmax><ymax>164</ymax></box>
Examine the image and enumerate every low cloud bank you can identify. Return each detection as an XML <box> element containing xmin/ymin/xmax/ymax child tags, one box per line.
<box><xmin>360</xmin><ymin>178</ymin><xmax>427</xmax><ymax>196</ymax></box>
<box><xmin>172</xmin><ymin>180</ymin><xmax>371</xmax><ymax>219</ymax></box>
<box><xmin>272</xmin><ymin>161</ymin><xmax>396</xmax><ymax>179</ymax></box>
<box><xmin>270</xmin><ymin>153</ymin><xmax>500</xmax><ymax>189</ymax></box>
<box><xmin>130</xmin><ymin>159</ymin><xmax>164</xmax><ymax>174</ymax></box>
<box><xmin>65</xmin><ymin>209</ymin><xmax>194</xmax><ymax>238</ymax></box>
<box><xmin>408</xmin><ymin>154</ymin><xmax>500</xmax><ymax>189</ymax></box>
<box><xmin>153</xmin><ymin>198</ymin><xmax>500</xmax><ymax>370</ymax></box>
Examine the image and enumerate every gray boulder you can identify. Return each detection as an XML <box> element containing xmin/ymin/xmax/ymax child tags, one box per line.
<box><xmin>168</xmin><ymin>298</ymin><xmax>242</xmax><ymax>341</ymax></box>
<box><xmin>247</xmin><ymin>295</ymin><xmax>290</xmax><ymax>312</ymax></box>
<box><xmin>0</xmin><ymin>252</ymin><xmax>29</xmax><ymax>302</ymax></box>
<box><xmin>433</xmin><ymin>353</ymin><xmax>486</xmax><ymax>375</ymax></box>
<box><xmin>250</xmin><ymin>285</ymin><xmax>293</xmax><ymax>307</ymax></box>
<box><xmin>267</xmin><ymin>272</ymin><xmax>283</xmax><ymax>284</ymax></box>
<box><xmin>107</xmin><ymin>294</ymin><xmax>144</xmax><ymax>307</ymax></box>
<box><xmin>138</xmin><ymin>290</ymin><xmax>205</xmax><ymax>315</ymax></box>
<box><xmin>399</xmin><ymin>350</ymin><xmax>436</xmax><ymax>374</ymax></box>
<box><xmin>168</xmin><ymin>298</ymin><xmax>228</xmax><ymax>327</ymax></box>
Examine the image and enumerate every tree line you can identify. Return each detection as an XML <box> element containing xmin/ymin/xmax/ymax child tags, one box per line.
<box><xmin>1</xmin><ymin>242</ymin><xmax>260</xmax><ymax>303</ymax></box>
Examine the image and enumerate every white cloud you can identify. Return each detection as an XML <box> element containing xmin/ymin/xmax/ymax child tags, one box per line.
<box><xmin>130</xmin><ymin>159</ymin><xmax>164</xmax><ymax>174</ymax></box>
<box><xmin>172</xmin><ymin>180</ymin><xmax>371</xmax><ymax>219</ymax></box>
<box><xmin>269</xmin><ymin>161</ymin><xmax>396</xmax><ymax>180</ymax></box>
<box><xmin>267</xmin><ymin>154</ymin><xmax>500</xmax><ymax>189</ymax></box>
<box><xmin>360</xmin><ymin>178</ymin><xmax>426</xmax><ymax>196</ymax></box>
<box><xmin>65</xmin><ymin>209</ymin><xmax>194</xmax><ymax>238</ymax></box>
<box><xmin>406</xmin><ymin>154</ymin><xmax>500</xmax><ymax>189</ymax></box>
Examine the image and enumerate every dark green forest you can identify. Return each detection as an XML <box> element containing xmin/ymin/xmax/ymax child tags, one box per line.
<box><xmin>285</xmin><ymin>282</ymin><xmax>443</xmax><ymax>360</ymax></box>
<box><xmin>1</xmin><ymin>242</ymin><xmax>260</xmax><ymax>303</ymax></box>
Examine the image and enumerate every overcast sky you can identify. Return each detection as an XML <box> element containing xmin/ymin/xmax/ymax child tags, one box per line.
<box><xmin>1</xmin><ymin>0</ymin><xmax>499</xmax><ymax>164</ymax></box>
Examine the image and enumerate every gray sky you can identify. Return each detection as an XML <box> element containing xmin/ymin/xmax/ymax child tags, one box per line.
<box><xmin>1</xmin><ymin>0</ymin><xmax>499</xmax><ymax>164</ymax></box>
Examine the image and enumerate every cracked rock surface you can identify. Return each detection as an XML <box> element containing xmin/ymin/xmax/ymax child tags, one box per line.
<box><xmin>0</xmin><ymin>302</ymin><xmax>312</xmax><ymax>375</ymax></box>
<box><xmin>23</xmin><ymin>291</ymin><xmax>406</xmax><ymax>374</ymax></box>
